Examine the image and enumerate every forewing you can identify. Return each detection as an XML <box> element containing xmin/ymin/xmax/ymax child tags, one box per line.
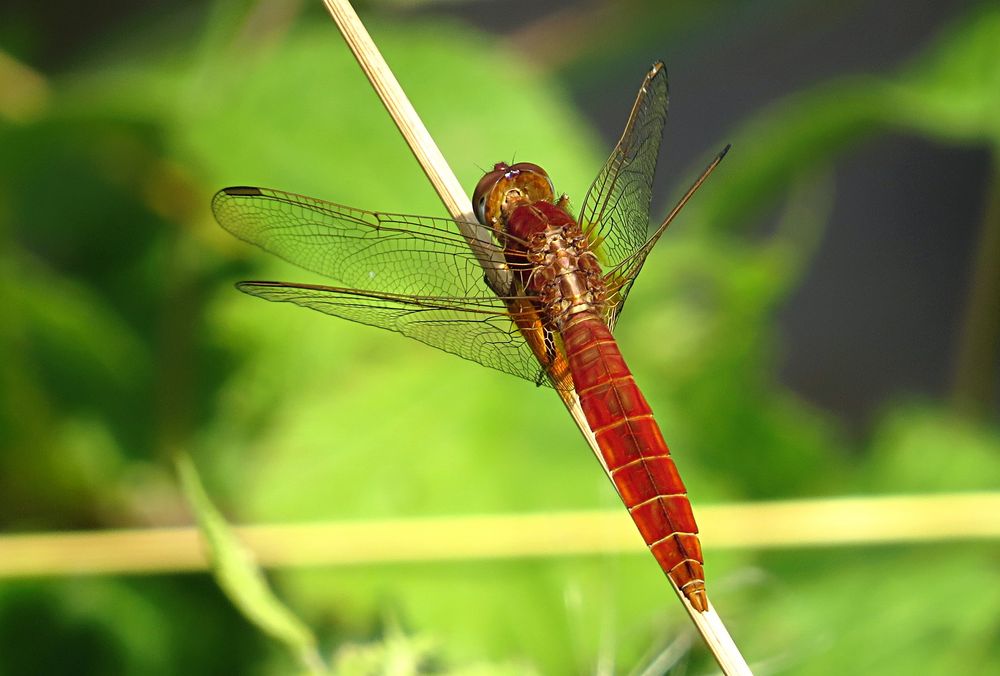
<box><xmin>212</xmin><ymin>186</ymin><xmax>515</xmax><ymax>299</ymax></box>
<box><xmin>213</xmin><ymin>186</ymin><xmax>566</xmax><ymax>385</ymax></box>
<box><xmin>600</xmin><ymin>144</ymin><xmax>731</xmax><ymax>329</ymax></box>
<box><xmin>577</xmin><ymin>62</ymin><xmax>669</xmax><ymax>276</ymax></box>
<box><xmin>237</xmin><ymin>281</ymin><xmax>563</xmax><ymax>387</ymax></box>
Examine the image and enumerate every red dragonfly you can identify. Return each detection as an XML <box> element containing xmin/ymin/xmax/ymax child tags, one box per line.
<box><xmin>213</xmin><ymin>62</ymin><xmax>727</xmax><ymax>612</ymax></box>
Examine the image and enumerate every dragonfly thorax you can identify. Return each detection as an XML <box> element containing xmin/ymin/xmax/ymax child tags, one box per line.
<box><xmin>505</xmin><ymin>200</ymin><xmax>606</xmax><ymax>330</ymax></box>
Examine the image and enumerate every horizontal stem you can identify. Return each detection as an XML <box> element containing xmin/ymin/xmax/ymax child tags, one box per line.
<box><xmin>2</xmin><ymin>492</ymin><xmax>995</xmax><ymax>577</ymax></box>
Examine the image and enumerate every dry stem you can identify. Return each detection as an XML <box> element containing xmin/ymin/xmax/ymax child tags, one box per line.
<box><xmin>4</xmin><ymin>492</ymin><xmax>996</xmax><ymax>573</ymax></box>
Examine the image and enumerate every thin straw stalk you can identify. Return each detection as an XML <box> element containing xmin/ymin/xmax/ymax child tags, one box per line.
<box><xmin>4</xmin><ymin>492</ymin><xmax>996</xmax><ymax>575</ymax></box>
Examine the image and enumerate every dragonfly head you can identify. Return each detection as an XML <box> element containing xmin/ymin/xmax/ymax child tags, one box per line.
<box><xmin>473</xmin><ymin>162</ymin><xmax>555</xmax><ymax>227</ymax></box>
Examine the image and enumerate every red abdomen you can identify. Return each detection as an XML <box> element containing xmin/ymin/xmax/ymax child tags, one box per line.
<box><xmin>562</xmin><ymin>315</ymin><xmax>707</xmax><ymax>611</ymax></box>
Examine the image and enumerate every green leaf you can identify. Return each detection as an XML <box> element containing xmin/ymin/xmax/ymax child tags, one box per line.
<box><xmin>889</xmin><ymin>4</ymin><xmax>1000</xmax><ymax>143</ymax></box>
<box><xmin>681</xmin><ymin>5</ymin><xmax>1000</xmax><ymax>235</ymax></box>
<box><xmin>0</xmin><ymin>252</ymin><xmax>147</xmax><ymax>386</ymax></box>
<box><xmin>175</xmin><ymin>453</ymin><xmax>325</xmax><ymax>674</ymax></box>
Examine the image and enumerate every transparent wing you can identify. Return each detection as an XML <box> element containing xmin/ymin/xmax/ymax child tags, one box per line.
<box><xmin>213</xmin><ymin>186</ymin><xmax>564</xmax><ymax>386</ymax></box>
<box><xmin>577</xmin><ymin>62</ymin><xmax>669</xmax><ymax>281</ymax></box>
<box><xmin>212</xmin><ymin>186</ymin><xmax>517</xmax><ymax>299</ymax></box>
<box><xmin>237</xmin><ymin>281</ymin><xmax>566</xmax><ymax>388</ymax></box>
<box><xmin>600</xmin><ymin>144</ymin><xmax>731</xmax><ymax>327</ymax></box>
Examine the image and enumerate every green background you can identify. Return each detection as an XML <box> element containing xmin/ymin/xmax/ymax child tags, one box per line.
<box><xmin>1</xmin><ymin>1</ymin><xmax>998</xmax><ymax>673</ymax></box>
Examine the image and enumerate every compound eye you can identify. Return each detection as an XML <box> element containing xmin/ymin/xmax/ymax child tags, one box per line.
<box><xmin>510</xmin><ymin>162</ymin><xmax>555</xmax><ymax>197</ymax></box>
<box><xmin>474</xmin><ymin>193</ymin><xmax>488</xmax><ymax>224</ymax></box>
<box><xmin>510</xmin><ymin>162</ymin><xmax>548</xmax><ymax>177</ymax></box>
<box><xmin>472</xmin><ymin>168</ymin><xmax>504</xmax><ymax>224</ymax></box>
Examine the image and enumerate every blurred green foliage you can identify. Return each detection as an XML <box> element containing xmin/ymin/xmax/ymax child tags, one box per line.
<box><xmin>0</xmin><ymin>1</ymin><xmax>998</xmax><ymax>674</ymax></box>
<box><xmin>177</xmin><ymin>452</ymin><xmax>323</xmax><ymax>672</ymax></box>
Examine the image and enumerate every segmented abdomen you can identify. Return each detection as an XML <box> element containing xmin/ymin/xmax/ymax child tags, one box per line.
<box><xmin>561</xmin><ymin>314</ymin><xmax>707</xmax><ymax>612</ymax></box>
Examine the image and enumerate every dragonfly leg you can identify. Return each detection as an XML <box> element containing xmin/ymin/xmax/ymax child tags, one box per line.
<box><xmin>533</xmin><ymin>328</ymin><xmax>564</xmax><ymax>387</ymax></box>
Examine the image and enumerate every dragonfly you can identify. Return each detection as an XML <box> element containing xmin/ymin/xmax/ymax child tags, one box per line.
<box><xmin>213</xmin><ymin>62</ymin><xmax>727</xmax><ymax>612</ymax></box>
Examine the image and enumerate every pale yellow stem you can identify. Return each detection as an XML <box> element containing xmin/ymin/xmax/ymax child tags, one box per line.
<box><xmin>1</xmin><ymin>493</ymin><xmax>995</xmax><ymax>576</ymax></box>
